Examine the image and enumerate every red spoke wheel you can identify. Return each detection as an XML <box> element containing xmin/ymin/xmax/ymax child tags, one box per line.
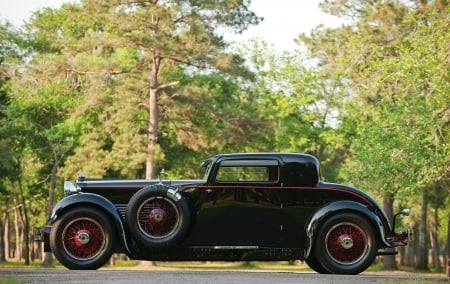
<box><xmin>137</xmin><ymin>197</ymin><xmax>180</xmax><ymax>239</ymax></box>
<box><xmin>314</xmin><ymin>213</ymin><xmax>377</xmax><ymax>275</ymax></box>
<box><xmin>62</xmin><ymin>218</ymin><xmax>105</xmax><ymax>260</ymax></box>
<box><xmin>126</xmin><ymin>184</ymin><xmax>191</xmax><ymax>248</ymax></box>
<box><xmin>50</xmin><ymin>206</ymin><xmax>115</xmax><ymax>270</ymax></box>
<box><xmin>325</xmin><ymin>222</ymin><xmax>368</xmax><ymax>265</ymax></box>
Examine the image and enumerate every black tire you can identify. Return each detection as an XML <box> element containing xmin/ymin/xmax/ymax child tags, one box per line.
<box><xmin>50</xmin><ymin>206</ymin><xmax>116</xmax><ymax>270</ymax></box>
<box><xmin>126</xmin><ymin>184</ymin><xmax>191</xmax><ymax>247</ymax></box>
<box><xmin>305</xmin><ymin>253</ymin><xmax>330</xmax><ymax>274</ymax></box>
<box><xmin>313</xmin><ymin>213</ymin><xmax>377</xmax><ymax>275</ymax></box>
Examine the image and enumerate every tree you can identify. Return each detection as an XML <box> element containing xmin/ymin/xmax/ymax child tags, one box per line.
<box><xmin>300</xmin><ymin>0</ymin><xmax>449</xmax><ymax>270</ymax></box>
<box><xmin>239</xmin><ymin>39</ymin><xmax>348</xmax><ymax>181</ymax></box>
<box><xmin>112</xmin><ymin>0</ymin><xmax>261</xmax><ymax>178</ymax></box>
<box><xmin>0</xmin><ymin>20</ymin><xmax>32</xmax><ymax>264</ymax></box>
<box><xmin>27</xmin><ymin>0</ymin><xmax>263</xmax><ymax>180</ymax></box>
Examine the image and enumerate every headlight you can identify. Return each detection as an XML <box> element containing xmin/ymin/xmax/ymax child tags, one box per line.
<box><xmin>64</xmin><ymin>181</ymin><xmax>80</xmax><ymax>196</ymax></box>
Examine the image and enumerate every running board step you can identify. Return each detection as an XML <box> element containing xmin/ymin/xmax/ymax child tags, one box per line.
<box><xmin>213</xmin><ymin>246</ymin><xmax>259</xmax><ymax>250</ymax></box>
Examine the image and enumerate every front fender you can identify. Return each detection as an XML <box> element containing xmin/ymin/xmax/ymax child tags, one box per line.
<box><xmin>304</xmin><ymin>200</ymin><xmax>390</xmax><ymax>259</ymax></box>
<box><xmin>50</xmin><ymin>193</ymin><xmax>134</xmax><ymax>257</ymax></box>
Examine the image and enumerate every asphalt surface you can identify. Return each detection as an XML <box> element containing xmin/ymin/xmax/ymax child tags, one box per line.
<box><xmin>1</xmin><ymin>269</ymin><xmax>448</xmax><ymax>284</ymax></box>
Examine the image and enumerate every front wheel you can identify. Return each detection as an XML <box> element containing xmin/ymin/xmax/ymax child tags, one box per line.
<box><xmin>313</xmin><ymin>213</ymin><xmax>377</xmax><ymax>275</ymax></box>
<box><xmin>50</xmin><ymin>206</ymin><xmax>116</xmax><ymax>270</ymax></box>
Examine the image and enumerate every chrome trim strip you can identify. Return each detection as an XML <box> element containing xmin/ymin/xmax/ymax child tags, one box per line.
<box><xmin>212</xmin><ymin>246</ymin><xmax>259</xmax><ymax>250</ymax></box>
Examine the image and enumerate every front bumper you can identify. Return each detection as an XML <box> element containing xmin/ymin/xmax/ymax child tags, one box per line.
<box><xmin>34</xmin><ymin>226</ymin><xmax>52</xmax><ymax>252</ymax></box>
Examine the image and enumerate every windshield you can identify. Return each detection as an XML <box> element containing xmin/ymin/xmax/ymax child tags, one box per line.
<box><xmin>200</xmin><ymin>159</ymin><xmax>213</xmax><ymax>180</ymax></box>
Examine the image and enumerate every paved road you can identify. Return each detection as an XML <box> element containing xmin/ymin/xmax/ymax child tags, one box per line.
<box><xmin>1</xmin><ymin>269</ymin><xmax>448</xmax><ymax>284</ymax></box>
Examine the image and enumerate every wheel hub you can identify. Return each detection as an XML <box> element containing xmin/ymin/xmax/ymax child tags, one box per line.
<box><xmin>74</xmin><ymin>229</ymin><xmax>91</xmax><ymax>247</ymax></box>
<box><xmin>339</xmin><ymin>234</ymin><xmax>354</xmax><ymax>249</ymax></box>
<box><xmin>148</xmin><ymin>208</ymin><xmax>166</xmax><ymax>225</ymax></box>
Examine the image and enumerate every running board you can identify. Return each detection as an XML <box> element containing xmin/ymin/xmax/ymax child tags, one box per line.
<box><xmin>213</xmin><ymin>246</ymin><xmax>259</xmax><ymax>250</ymax></box>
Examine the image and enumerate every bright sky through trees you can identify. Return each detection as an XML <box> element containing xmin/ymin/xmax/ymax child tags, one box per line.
<box><xmin>0</xmin><ymin>0</ymin><xmax>342</xmax><ymax>51</ymax></box>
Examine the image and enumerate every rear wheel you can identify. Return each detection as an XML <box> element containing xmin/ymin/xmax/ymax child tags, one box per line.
<box><xmin>305</xmin><ymin>253</ymin><xmax>330</xmax><ymax>274</ymax></box>
<box><xmin>50</xmin><ymin>206</ymin><xmax>115</xmax><ymax>270</ymax></box>
<box><xmin>314</xmin><ymin>213</ymin><xmax>377</xmax><ymax>274</ymax></box>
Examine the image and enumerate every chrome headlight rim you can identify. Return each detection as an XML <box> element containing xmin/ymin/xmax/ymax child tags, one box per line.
<box><xmin>64</xmin><ymin>181</ymin><xmax>80</xmax><ymax>196</ymax></box>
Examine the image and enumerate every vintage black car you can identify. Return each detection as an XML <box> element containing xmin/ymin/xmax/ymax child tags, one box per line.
<box><xmin>35</xmin><ymin>153</ymin><xmax>410</xmax><ymax>274</ymax></box>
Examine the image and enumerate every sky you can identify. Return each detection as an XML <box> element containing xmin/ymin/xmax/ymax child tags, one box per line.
<box><xmin>0</xmin><ymin>0</ymin><xmax>343</xmax><ymax>51</ymax></box>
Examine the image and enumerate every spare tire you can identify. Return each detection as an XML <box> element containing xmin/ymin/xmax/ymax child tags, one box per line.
<box><xmin>126</xmin><ymin>184</ymin><xmax>191</xmax><ymax>248</ymax></box>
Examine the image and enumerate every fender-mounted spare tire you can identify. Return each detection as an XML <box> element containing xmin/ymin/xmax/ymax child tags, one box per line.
<box><xmin>126</xmin><ymin>184</ymin><xmax>191</xmax><ymax>248</ymax></box>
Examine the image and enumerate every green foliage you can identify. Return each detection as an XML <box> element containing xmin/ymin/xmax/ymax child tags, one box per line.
<box><xmin>300</xmin><ymin>1</ymin><xmax>449</xmax><ymax>269</ymax></box>
<box><xmin>239</xmin><ymin>39</ymin><xmax>348</xmax><ymax>180</ymax></box>
<box><xmin>301</xmin><ymin>1</ymin><xmax>449</xmax><ymax>199</ymax></box>
<box><xmin>1</xmin><ymin>0</ymin><xmax>449</xmax><ymax>268</ymax></box>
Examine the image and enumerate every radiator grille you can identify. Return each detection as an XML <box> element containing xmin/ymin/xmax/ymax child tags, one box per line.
<box><xmin>115</xmin><ymin>204</ymin><xmax>127</xmax><ymax>220</ymax></box>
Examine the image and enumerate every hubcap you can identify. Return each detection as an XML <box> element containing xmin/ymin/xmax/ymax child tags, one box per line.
<box><xmin>149</xmin><ymin>208</ymin><xmax>166</xmax><ymax>225</ymax></box>
<box><xmin>75</xmin><ymin>230</ymin><xmax>91</xmax><ymax>247</ymax></box>
<box><xmin>339</xmin><ymin>235</ymin><xmax>354</xmax><ymax>249</ymax></box>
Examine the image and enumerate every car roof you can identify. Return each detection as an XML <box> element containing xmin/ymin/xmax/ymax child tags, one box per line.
<box><xmin>208</xmin><ymin>152</ymin><xmax>319</xmax><ymax>165</ymax></box>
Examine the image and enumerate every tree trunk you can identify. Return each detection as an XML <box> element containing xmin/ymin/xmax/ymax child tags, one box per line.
<box><xmin>0</xmin><ymin>210</ymin><xmax>5</xmax><ymax>261</ymax></box>
<box><xmin>146</xmin><ymin>54</ymin><xmax>161</xmax><ymax>180</ymax></box>
<box><xmin>404</xmin><ymin>224</ymin><xmax>416</xmax><ymax>267</ymax></box>
<box><xmin>430</xmin><ymin>227</ymin><xmax>441</xmax><ymax>271</ymax></box>
<box><xmin>3</xmin><ymin>210</ymin><xmax>9</xmax><ymax>260</ymax></box>
<box><xmin>146</xmin><ymin>87</ymin><xmax>158</xmax><ymax>180</ymax></box>
<box><xmin>17</xmin><ymin>177</ymin><xmax>30</xmax><ymax>265</ymax></box>
<box><xmin>14</xmin><ymin>205</ymin><xmax>20</xmax><ymax>260</ymax></box>
<box><xmin>143</xmin><ymin>51</ymin><xmax>161</xmax><ymax>267</ymax></box>
<box><xmin>430</xmin><ymin>186</ymin><xmax>441</xmax><ymax>271</ymax></box>
<box><xmin>447</xmin><ymin>217</ymin><xmax>450</xmax><ymax>276</ymax></box>
<box><xmin>41</xmin><ymin>161</ymin><xmax>60</xmax><ymax>267</ymax></box>
<box><xmin>382</xmin><ymin>192</ymin><xmax>397</xmax><ymax>270</ymax></box>
<box><xmin>416</xmin><ymin>188</ymin><xmax>428</xmax><ymax>270</ymax></box>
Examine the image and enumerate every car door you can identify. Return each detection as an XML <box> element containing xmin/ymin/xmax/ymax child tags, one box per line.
<box><xmin>190</xmin><ymin>158</ymin><xmax>285</xmax><ymax>246</ymax></box>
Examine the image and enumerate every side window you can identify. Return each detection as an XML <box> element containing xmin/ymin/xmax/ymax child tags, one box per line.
<box><xmin>215</xmin><ymin>160</ymin><xmax>279</xmax><ymax>183</ymax></box>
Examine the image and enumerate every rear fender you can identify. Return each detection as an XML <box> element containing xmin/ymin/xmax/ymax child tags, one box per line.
<box><xmin>50</xmin><ymin>193</ymin><xmax>134</xmax><ymax>257</ymax></box>
<box><xmin>304</xmin><ymin>200</ymin><xmax>390</xmax><ymax>259</ymax></box>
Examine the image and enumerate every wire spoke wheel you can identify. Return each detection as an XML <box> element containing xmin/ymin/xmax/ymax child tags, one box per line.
<box><xmin>314</xmin><ymin>213</ymin><xmax>377</xmax><ymax>275</ymax></box>
<box><xmin>325</xmin><ymin>222</ymin><xmax>368</xmax><ymax>265</ymax></box>
<box><xmin>126</xmin><ymin>184</ymin><xmax>191</xmax><ymax>248</ymax></box>
<box><xmin>50</xmin><ymin>206</ymin><xmax>115</xmax><ymax>270</ymax></box>
<box><xmin>62</xmin><ymin>218</ymin><xmax>106</xmax><ymax>260</ymax></box>
<box><xmin>137</xmin><ymin>197</ymin><xmax>180</xmax><ymax>238</ymax></box>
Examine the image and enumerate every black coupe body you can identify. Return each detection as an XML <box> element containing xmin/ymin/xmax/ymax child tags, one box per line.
<box><xmin>35</xmin><ymin>153</ymin><xmax>410</xmax><ymax>274</ymax></box>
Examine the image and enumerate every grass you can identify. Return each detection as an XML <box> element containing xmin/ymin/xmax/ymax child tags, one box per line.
<box><xmin>0</xmin><ymin>260</ymin><xmax>45</xmax><ymax>268</ymax></box>
<box><xmin>0</xmin><ymin>279</ymin><xmax>24</xmax><ymax>284</ymax></box>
